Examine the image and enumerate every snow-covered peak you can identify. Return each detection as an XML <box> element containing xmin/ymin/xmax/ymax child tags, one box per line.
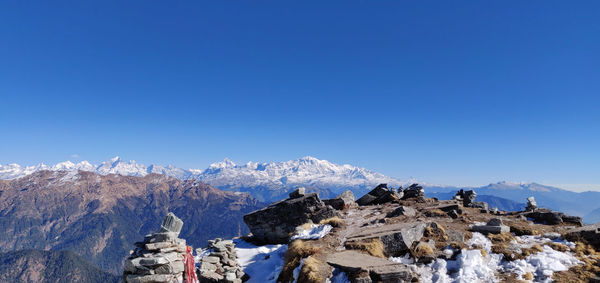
<box><xmin>96</xmin><ymin>157</ymin><xmax>147</xmax><ymax>177</ymax></box>
<box><xmin>0</xmin><ymin>156</ymin><xmax>409</xmax><ymax>197</ymax></box>
<box><xmin>208</xmin><ymin>158</ymin><xmax>237</xmax><ymax>170</ymax></box>
<box><xmin>190</xmin><ymin>156</ymin><xmax>407</xmax><ymax>190</ymax></box>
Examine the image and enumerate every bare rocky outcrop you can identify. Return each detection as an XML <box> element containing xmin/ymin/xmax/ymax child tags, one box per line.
<box><xmin>243</xmin><ymin>192</ymin><xmax>339</xmax><ymax>244</ymax></box>
<box><xmin>523</xmin><ymin>208</ymin><xmax>583</xmax><ymax>226</ymax></box>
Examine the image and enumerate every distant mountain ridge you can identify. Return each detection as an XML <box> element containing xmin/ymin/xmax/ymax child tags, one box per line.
<box><xmin>0</xmin><ymin>156</ymin><xmax>407</xmax><ymax>201</ymax></box>
<box><xmin>2</xmin><ymin>156</ymin><xmax>600</xmax><ymax>222</ymax></box>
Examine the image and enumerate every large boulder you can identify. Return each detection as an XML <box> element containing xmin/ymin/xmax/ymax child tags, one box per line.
<box><xmin>243</xmin><ymin>193</ymin><xmax>338</xmax><ymax>244</ymax></box>
<box><xmin>563</xmin><ymin>223</ymin><xmax>600</xmax><ymax>249</ymax></box>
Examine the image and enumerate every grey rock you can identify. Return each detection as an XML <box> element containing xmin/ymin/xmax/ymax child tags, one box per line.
<box><xmin>487</xmin><ymin>218</ymin><xmax>503</xmax><ymax>226</ymax></box>
<box><xmin>347</xmin><ymin>222</ymin><xmax>425</xmax><ymax>256</ymax></box>
<box><xmin>401</xmin><ymin>183</ymin><xmax>426</xmax><ymax>201</ymax></box>
<box><xmin>564</xmin><ymin>223</ymin><xmax>600</xmax><ymax>249</ymax></box>
<box><xmin>472</xmin><ymin>224</ymin><xmax>510</xmax><ymax>234</ymax></box>
<box><xmin>526</xmin><ymin>196</ymin><xmax>537</xmax><ymax>212</ymax></box>
<box><xmin>159</xmin><ymin>212</ymin><xmax>183</xmax><ymax>235</ymax></box>
<box><xmin>125</xmin><ymin>274</ymin><xmax>178</xmax><ymax>283</ymax></box>
<box><xmin>357</xmin><ymin>184</ymin><xmax>401</xmax><ymax>206</ymax></box>
<box><xmin>524</xmin><ymin>209</ymin><xmax>583</xmax><ymax>226</ymax></box>
<box><xmin>327</xmin><ymin>251</ymin><xmax>414</xmax><ymax>282</ymax></box>
<box><xmin>289</xmin><ymin>187</ymin><xmax>306</xmax><ymax>199</ymax></box>
<box><xmin>324</xmin><ymin>190</ymin><xmax>356</xmax><ymax>210</ymax></box>
<box><xmin>243</xmin><ymin>192</ymin><xmax>339</xmax><ymax>244</ymax></box>
<box><xmin>463</xmin><ymin>190</ymin><xmax>477</xmax><ymax>207</ymax></box>
<box><xmin>387</xmin><ymin>206</ymin><xmax>416</xmax><ymax>218</ymax></box>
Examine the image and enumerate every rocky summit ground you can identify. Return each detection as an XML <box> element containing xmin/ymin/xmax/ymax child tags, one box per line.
<box><xmin>191</xmin><ymin>184</ymin><xmax>600</xmax><ymax>283</ymax></box>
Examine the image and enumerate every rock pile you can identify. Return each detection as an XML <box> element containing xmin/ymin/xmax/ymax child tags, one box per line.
<box><xmin>526</xmin><ymin>196</ymin><xmax>537</xmax><ymax>211</ymax></box>
<box><xmin>401</xmin><ymin>183</ymin><xmax>426</xmax><ymax>201</ymax></box>
<box><xmin>123</xmin><ymin>213</ymin><xmax>188</xmax><ymax>283</ymax></box>
<box><xmin>197</xmin><ymin>238</ymin><xmax>245</xmax><ymax>283</ymax></box>
<box><xmin>243</xmin><ymin>192</ymin><xmax>338</xmax><ymax>244</ymax></box>
<box><xmin>357</xmin><ymin>184</ymin><xmax>402</xmax><ymax>206</ymax></box>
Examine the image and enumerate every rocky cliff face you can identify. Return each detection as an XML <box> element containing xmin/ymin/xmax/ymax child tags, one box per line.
<box><xmin>0</xmin><ymin>171</ymin><xmax>263</xmax><ymax>274</ymax></box>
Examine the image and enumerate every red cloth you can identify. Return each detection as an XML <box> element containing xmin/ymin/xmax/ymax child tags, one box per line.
<box><xmin>184</xmin><ymin>245</ymin><xmax>199</xmax><ymax>283</ymax></box>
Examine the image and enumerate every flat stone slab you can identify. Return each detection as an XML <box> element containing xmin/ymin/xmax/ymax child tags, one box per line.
<box><xmin>472</xmin><ymin>225</ymin><xmax>510</xmax><ymax>234</ymax></box>
<box><xmin>326</xmin><ymin>251</ymin><xmax>404</xmax><ymax>271</ymax></box>
<box><xmin>327</xmin><ymin>251</ymin><xmax>414</xmax><ymax>281</ymax></box>
<box><xmin>347</xmin><ymin>222</ymin><xmax>426</xmax><ymax>256</ymax></box>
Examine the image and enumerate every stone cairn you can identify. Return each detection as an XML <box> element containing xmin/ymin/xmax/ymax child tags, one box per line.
<box><xmin>401</xmin><ymin>183</ymin><xmax>426</xmax><ymax>201</ymax></box>
<box><xmin>526</xmin><ymin>196</ymin><xmax>537</xmax><ymax>212</ymax></box>
<box><xmin>197</xmin><ymin>238</ymin><xmax>245</xmax><ymax>283</ymax></box>
<box><xmin>123</xmin><ymin>213</ymin><xmax>189</xmax><ymax>283</ymax></box>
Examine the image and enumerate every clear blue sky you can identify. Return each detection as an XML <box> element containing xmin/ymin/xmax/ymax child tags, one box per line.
<box><xmin>1</xmin><ymin>1</ymin><xmax>599</xmax><ymax>190</ymax></box>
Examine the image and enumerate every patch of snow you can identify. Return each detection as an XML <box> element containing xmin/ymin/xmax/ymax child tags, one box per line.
<box><xmin>292</xmin><ymin>257</ymin><xmax>306</xmax><ymax>282</ymax></box>
<box><xmin>234</xmin><ymin>239</ymin><xmax>287</xmax><ymax>283</ymax></box>
<box><xmin>290</xmin><ymin>224</ymin><xmax>332</xmax><ymax>241</ymax></box>
<box><xmin>449</xmin><ymin>249</ymin><xmax>502</xmax><ymax>283</ymax></box>
<box><xmin>467</xmin><ymin>232</ymin><xmax>492</xmax><ymax>252</ymax></box>
<box><xmin>502</xmin><ymin>236</ymin><xmax>581</xmax><ymax>282</ymax></box>
<box><xmin>327</xmin><ymin>268</ymin><xmax>351</xmax><ymax>283</ymax></box>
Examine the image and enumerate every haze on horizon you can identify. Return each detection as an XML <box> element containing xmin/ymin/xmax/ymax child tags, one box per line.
<box><xmin>1</xmin><ymin>1</ymin><xmax>599</xmax><ymax>191</ymax></box>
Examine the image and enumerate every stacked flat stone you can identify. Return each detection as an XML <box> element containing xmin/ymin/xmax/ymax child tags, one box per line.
<box><xmin>462</xmin><ymin>190</ymin><xmax>477</xmax><ymax>207</ymax></box>
<box><xmin>197</xmin><ymin>238</ymin><xmax>245</xmax><ymax>283</ymax></box>
<box><xmin>123</xmin><ymin>213</ymin><xmax>188</xmax><ymax>283</ymax></box>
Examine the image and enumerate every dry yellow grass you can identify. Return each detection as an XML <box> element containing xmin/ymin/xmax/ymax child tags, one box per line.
<box><xmin>524</xmin><ymin>272</ymin><xmax>534</xmax><ymax>280</ymax></box>
<box><xmin>423</xmin><ymin>223</ymin><xmax>449</xmax><ymax>249</ymax></box>
<box><xmin>488</xmin><ymin>232</ymin><xmax>516</xmax><ymax>244</ymax></box>
<box><xmin>449</xmin><ymin>241</ymin><xmax>466</xmax><ymax>250</ymax></box>
<box><xmin>298</xmin><ymin>257</ymin><xmax>328</xmax><ymax>283</ymax></box>
<box><xmin>319</xmin><ymin>217</ymin><xmax>344</xmax><ymax>227</ymax></box>
<box><xmin>277</xmin><ymin>240</ymin><xmax>321</xmax><ymax>282</ymax></box>
<box><xmin>549</xmin><ymin>242</ymin><xmax>569</xmax><ymax>252</ymax></box>
<box><xmin>345</xmin><ymin>238</ymin><xmax>386</xmax><ymax>258</ymax></box>
<box><xmin>413</xmin><ymin>242</ymin><xmax>435</xmax><ymax>259</ymax></box>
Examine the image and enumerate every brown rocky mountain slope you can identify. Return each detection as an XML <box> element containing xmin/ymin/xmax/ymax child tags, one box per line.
<box><xmin>0</xmin><ymin>170</ymin><xmax>262</xmax><ymax>274</ymax></box>
<box><xmin>0</xmin><ymin>249</ymin><xmax>120</xmax><ymax>283</ymax></box>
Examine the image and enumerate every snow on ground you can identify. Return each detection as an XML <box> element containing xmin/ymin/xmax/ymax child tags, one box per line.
<box><xmin>234</xmin><ymin>239</ymin><xmax>287</xmax><ymax>283</ymax></box>
<box><xmin>502</xmin><ymin>236</ymin><xmax>581</xmax><ymax>282</ymax></box>
<box><xmin>292</xmin><ymin>257</ymin><xmax>306</xmax><ymax>282</ymax></box>
<box><xmin>290</xmin><ymin>224</ymin><xmax>333</xmax><ymax>241</ymax></box>
<box><xmin>390</xmin><ymin>232</ymin><xmax>581</xmax><ymax>283</ymax></box>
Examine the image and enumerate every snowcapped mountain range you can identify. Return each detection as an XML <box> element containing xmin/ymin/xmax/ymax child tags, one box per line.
<box><xmin>2</xmin><ymin>156</ymin><xmax>600</xmax><ymax>222</ymax></box>
<box><xmin>0</xmin><ymin>156</ymin><xmax>406</xmax><ymax>189</ymax></box>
